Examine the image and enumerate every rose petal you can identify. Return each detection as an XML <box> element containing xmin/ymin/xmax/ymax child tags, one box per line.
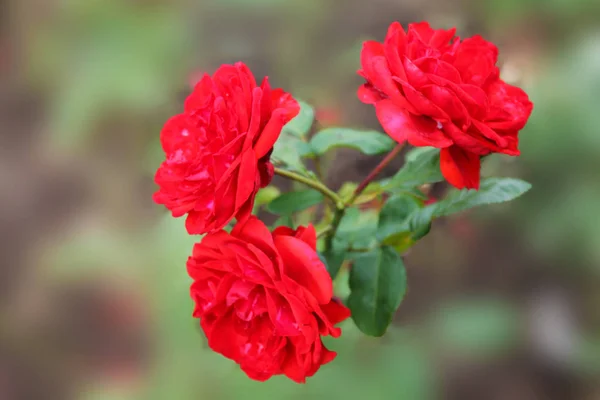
<box><xmin>321</xmin><ymin>298</ymin><xmax>351</xmax><ymax>328</ymax></box>
<box><xmin>234</xmin><ymin>150</ymin><xmax>258</xmax><ymax>211</ymax></box>
<box><xmin>440</xmin><ymin>145</ymin><xmax>481</xmax><ymax>189</ymax></box>
<box><xmin>245</xmin><ymin>87</ymin><xmax>264</xmax><ymax>143</ymax></box>
<box><xmin>398</xmin><ymin>77</ymin><xmax>448</xmax><ymax>120</ymax></box>
<box><xmin>253</xmin><ymin>108</ymin><xmax>288</xmax><ymax>159</ymax></box>
<box><xmin>383</xmin><ymin>22</ymin><xmax>408</xmax><ymax>81</ymax></box>
<box><xmin>374</xmin><ymin>99</ymin><xmax>409</xmax><ymax>143</ymax></box>
<box><xmin>282</xmin><ymin>346</ymin><xmax>307</xmax><ymax>383</ymax></box>
<box><xmin>375</xmin><ymin>99</ymin><xmax>452</xmax><ymax>147</ymax></box>
<box><xmin>232</xmin><ymin>216</ymin><xmax>278</xmax><ymax>258</ymax></box>
<box><xmin>357</xmin><ymin>83</ymin><xmax>384</xmax><ymax>104</ymax></box>
<box><xmin>273</xmin><ymin>225</ymin><xmax>317</xmax><ymax>250</ymax></box>
<box><xmin>421</xmin><ymin>84</ymin><xmax>470</xmax><ymax>123</ymax></box>
<box><xmin>160</xmin><ymin>114</ymin><xmax>202</xmax><ymax>154</ymax></box>
<box><xmin>265</xmin><ymin>290</ymin><xmax>303</xmax><ymax>336</ymax></box>
<box><xmin>273</xmin><ymin>235</ymin><xmax>333</xmax><ymax>304</ymax></box>
<box><xmin>205</xmin><ymin>310</ymin><xmax>241</xmax><ymax>360</ymax></box>
<box><xmin>185</xmin><ymin>210</ymin><xmax>212</xmax><ymax>234</ymax></box>
<box><xmin>486</xmin><ymin>79</ymin><xmax>533</xmax><ymax>131</ymax></box>
<box><xmin>294</xmin><ymin>225</ymin><xmax>317</xmax><ymax>250</ymax></box>
<box><xmin>454</xmin><ymin>35</ymin><xmax>498</xmax><ymax>86</ymax></box>
<box><xmin>271</xmin><ymin>88</ymin><xmax>301</xmax><ymax>121</ymax></box>
<box><xmin>443</xmin><ymin>122</ymin><xmax>495</xmax><ymax>155</ymax></box>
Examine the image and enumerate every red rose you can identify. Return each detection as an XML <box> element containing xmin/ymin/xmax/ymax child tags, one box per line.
<box><xmin>358</xmin><ymin>22</ymin><xmax>533</xmax><ymax>189</ymax></box>
<box><xmin>153</xmin><ymin>62</ymin><xmax>299</xmax><ymax>234</ymax></box>
<box><xmin>186</xmin><ymin>216</ymin><xmax>350</xmax><ymax>382</ymax></box>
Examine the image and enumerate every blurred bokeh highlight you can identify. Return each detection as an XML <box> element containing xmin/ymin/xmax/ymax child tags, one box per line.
<box><xmin>2</xmin><ymin>0</ymin><xmax>600</xmax><ymax>399</ymax></box>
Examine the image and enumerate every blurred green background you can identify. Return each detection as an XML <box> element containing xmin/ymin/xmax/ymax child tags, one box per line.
<box><xmin>2</xmin><ymin>0</ymin><xmax>600</xmax><ymax>399</ymax></box>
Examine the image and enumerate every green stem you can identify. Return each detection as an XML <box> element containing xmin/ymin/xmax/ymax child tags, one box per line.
<box><xmin>274</xmin><ymin>167</ymin><xmax>344</xmax><ymax>209</ymax></box>
<box><xmin>313</xmin><ymin>156</ymin><xmax>324</xmax><ymax>181</ymax></box>
<box><xmin>324</xmin><ymin>142</ymin><xmax>406</xmax><ymax>253</ymax></box>
<box><xmin>324</xmin><ymin>207</ymin><xmax>345</xmax><ymax>250</ymax></box>
<box><xmin>316</xmin><ymin>225</ymin><xmax>333</xmax><ymax>239</ymax></box>
<box><xmin>348</xmin><ymin>142</ymin><xmax>406</xmax><ymax>205</ymax></box>
<box><xmin>276</xmin><ymin>143</ymin><xmax>406</xmax><ymax>260</ymax></box>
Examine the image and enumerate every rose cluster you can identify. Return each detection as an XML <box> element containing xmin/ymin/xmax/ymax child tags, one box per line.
<box><xmin>153</xmin><ymin>22</ymin><xmax>532</xmax><ymax>383</ymax></box>
<box><xmin>153</xmin><ymin>62</ymin><xmax>350</xmax><ymax>382</ymax></box>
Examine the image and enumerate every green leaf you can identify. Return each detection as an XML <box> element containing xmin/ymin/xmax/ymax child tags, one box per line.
<box><xmin>282</xmin><ymin>100</ymin><xmax>314</xmax><ymax>138</ymax></box>
<box><xmin>272</xmin><ymin>215</ymin><xmax>295</xmax><ymax>229</ymax></box>
<box><xmin>396</xmin><ymin>186</ymin><xmax>429</xmax><ymax>201</ymax></box>
<box><xmin>321</xmin><ymin>248</ymin><xmax>346</xmax><ymax>279</ymax></box>
<box><xmin>266</xmin><ymin>189</ymin><xmax>323</xmax><ymax>215</ymax></box>
<box><xmin>253</xmin><ymin>186</ymin><xmax>281</xmax><ymax>213</ymax></box>
<box><xmin>336</xmin><ymin>208</ymin><xmax>379</xmax><ymax>249</ymax></box>
<box><xmin>377</xmin><ymin>195</ymin><xmax>422</xmax><ymax>241</ymax></box>
<box><xmin>433</xmin><ymin>177</ymin><xmax>532</xmax><ymax>217</ymax></box>
<box><xmin>378</xmin><ymin>177</ymin><xmax>532</xmax><ymax>248</ymax></box>
<box><xmin>386</xmin><ymin>147</ymin><xmax>443</xmax><ymax>191</ymax></box>
<box><xmin>335</xmin><ymin>207</ymin><xmax>361</xmax><ymax>239</ymax></box>
<box><xmin>348</xmin><ymin>246</ymin><xmax>407</xmax><ymax>336</ymax></box>
<box><xmin>322</xmin><ymin>208</ymin><xmax>379</xmax><ymax>279</ymax></box>
<box><xmin>321</xmin><ymin>208</ymin><xmax>360</xmax><ymax>279</ymax></box>
<box><xmin>271</xmin><ymin>131</ymin><xmax>313</xmax><ymax>174</ymax></box>
<box><xmin>310</xmin><ymin>128</ymin><xmax>396</xmax><ymax>156</ymax></box>
<box><xmin>336</xmin><ymin>182</ymin><xmax>358</xmax><ymax>201</ymax></box>
<box><xmin>377</xmin><ymin>195</ymin><xmax>426</xmax><ymax>252</ymax></box>
<box><xmin>407</xmin><ymin>206</ymin><xmax>434</xmax><ymax>241</ymax></box>
<box><xmin>331</xmin><ymin>262</ymin><xmax>351</xmax><ymax>300</ymax></box>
